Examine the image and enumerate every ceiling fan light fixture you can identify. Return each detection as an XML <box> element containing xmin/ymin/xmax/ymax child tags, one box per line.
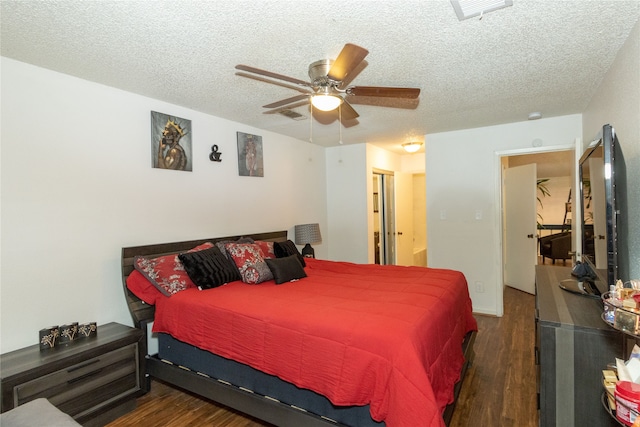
<box><xmin>311</xmin><ymin>94</ymin><xmax>342</xmax><ymax>111</ymax></box>
<box><xmin>402</xmin><ymin>142</ymin><xmax>423</xmax><ymax>153</ymax></box>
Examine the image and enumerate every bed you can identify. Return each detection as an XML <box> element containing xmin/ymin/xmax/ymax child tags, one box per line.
<box><xmin>121</xmin><ymin>231</ymin><xmax>477</xmax><ymax>427</ymax></box>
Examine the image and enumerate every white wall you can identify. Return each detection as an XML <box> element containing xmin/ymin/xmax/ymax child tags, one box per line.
<box><xmin>582</xmin><ymin>18</ymin><xmax>640</xmax><ymax>281</ymax></box>
<box><xmin>0</xmin><ymin>58</ymin><xmax>328</xmax><ymax>353</ymax></box>
<box><xmin>325</xmin><ymin>144</ymin><xmax>369</xmax><ymax>263</ymax></box>
<box><xmin>413</xmin><ymin>173</ymin><xmax>427</xmax><ymax>254</ymax></box>
<box><xmin>426</xmin><ymin>115</ymin><xmax>582</xmax><ymax>315</ymax></box>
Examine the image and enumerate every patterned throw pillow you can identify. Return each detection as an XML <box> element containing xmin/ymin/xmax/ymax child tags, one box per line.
<box><xmin>179</xmin><ymin>246</ymin><xmax>241</xmax><ymax>289</ymax></box>
<box><xmin>224</xmin><ymin>242</ymin><xmax>273</xmax><ymax>284</ymax></box>
<box><xmin>215</xmin><ymin>237</ymin><xmax>254</xmax><ymax>260</ymax></box>
<box><xmin>254</xmin><ymin>240</ymin><xmax>276</xmax><ymax>259</ymax></box>
<box><xmin>133</xmin><ymin>242</ymin><xmax>213</xmax><ymax>296</ymax></box>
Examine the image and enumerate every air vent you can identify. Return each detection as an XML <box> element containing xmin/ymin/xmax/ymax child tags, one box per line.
<box><xmin>278</xmin><ymin>109</ymin><xmax>307</xmax><ymax>121</ymax></box>
<box><xmin>451</xmin><ymin>0</ymin><xmax>512</xmax><ymax>21</ymax></box>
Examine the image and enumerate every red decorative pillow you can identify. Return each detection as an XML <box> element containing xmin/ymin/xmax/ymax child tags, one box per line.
<box><xmin>133</xmin><ymin>242</ymin><xmax>213</xmax><ymax>296</ymax></box>
<box><xmin>224</xmin><ymin>243</ymin><xmax>273</xmax><ymax>284</ymax></box>
<box><xmin>126</xmin><ymin>270</ymin><xmax>163</xmax><ymax>305</ymax></box>
<box><xmin>255</xmin><ymin>240</ymin><xmax>276</xmax><ymax>259</ymax></box>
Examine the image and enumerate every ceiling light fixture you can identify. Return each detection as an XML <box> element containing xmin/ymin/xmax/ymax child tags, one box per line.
<box><xmin>450</xmin><ymin>0</ymin><xmax>513</xmax><ymax>21</ymax></box>
<box><xmin>528</xmin><ymin>112</ymin><xmax>542</xmax><ymax>120</ymax></box>
<box><xmin>311</xmin><ymin>94</ymin><xmax>342</xmax><ymax>111</ymax></box>
<box><xmin>402</xmin><ymin>142</ymin><xmax>423</xmax><ymax>153</ymax></box>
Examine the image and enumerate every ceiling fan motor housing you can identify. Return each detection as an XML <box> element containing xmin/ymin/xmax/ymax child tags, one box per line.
<box><xmin>309</xmin><ymin>59</ymin><xmax>336</xmax><ymax>87</ymax></box>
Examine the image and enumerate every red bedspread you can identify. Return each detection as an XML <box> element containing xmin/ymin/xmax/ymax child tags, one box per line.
<box><xmin>152</xmin><ymin>259</ymin><xmax>477</xmax><ymax>427</ymax></box>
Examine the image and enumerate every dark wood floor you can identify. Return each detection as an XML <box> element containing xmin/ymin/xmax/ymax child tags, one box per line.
<box><xmin>106</xmin><ymin>286</ymin><xmax>538</xmax><ymax>427</ymax></box>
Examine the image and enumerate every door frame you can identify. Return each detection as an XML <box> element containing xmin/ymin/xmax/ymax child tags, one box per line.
<box><xmin>373</xmin><ymin>168</ymin><xmax>396</xmax><ymax>265</ymax></box>
<box><xmin>494</xmin><ymin>142</ymin><xmax>575</xmax><ymax>316</ymax></box>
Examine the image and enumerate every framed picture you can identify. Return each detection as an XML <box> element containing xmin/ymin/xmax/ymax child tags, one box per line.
<box><xmin>151</xmin><ymin>111</ymin><xmax>192</xmax><ymax>171</ymax></box>
<box><xmin>237</xmin><ymin>132</ymin><xmax>263</xmax><ymax>177</ymax></box>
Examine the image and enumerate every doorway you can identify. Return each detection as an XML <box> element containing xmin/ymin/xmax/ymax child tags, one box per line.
<box><xmin>372</xmin><ymin>170</ymin><xmax>422</xmax><ymax>266</ymax></box>
<box><xmin>499</xmin><ymin>147</ymin><xmax>575</xmax><ymax>296</ymax></box>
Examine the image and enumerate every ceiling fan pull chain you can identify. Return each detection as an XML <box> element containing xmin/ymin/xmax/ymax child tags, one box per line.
<box><xmin>339</xmin><ymin>104</ymin><xmax>343</xmax><ymax>145</ymax></box>
<box><xmin>309</xmin><ymin>103</ymin><xmax>313</xmax><ymax>143</ymax></box>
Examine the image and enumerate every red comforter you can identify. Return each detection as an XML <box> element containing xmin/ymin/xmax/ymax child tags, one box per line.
<box><xmin>152</xmin><ymin>259</ymin><xmax>477</xmax><ymax>427</ymax></box>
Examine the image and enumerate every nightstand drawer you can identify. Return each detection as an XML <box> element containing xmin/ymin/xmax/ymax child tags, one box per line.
<box><xmin>13</xmin><ymin>343</ymin><xmax>139</xmax><ymax>418</ymax></box>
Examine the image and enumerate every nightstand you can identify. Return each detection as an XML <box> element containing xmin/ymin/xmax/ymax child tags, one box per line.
<box><xmin>1</xmin><ymin>322</ymin><xmax>145</xmax><ymax>427</ymax></box>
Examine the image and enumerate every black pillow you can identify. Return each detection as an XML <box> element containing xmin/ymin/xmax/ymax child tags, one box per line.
<box><xmin>274</xmin><ymin>240</ymin><xmax>306</xmax><ymax>267</ymax></box>
<box><xmin>179</xmin><ymin>246</ymin><xmax>241</xmax><ymax>289</ymax></box>
<box><xmin>265</xmin><ymin>255</ymin><xmax>307</xmax><ymax>284</ymax></box>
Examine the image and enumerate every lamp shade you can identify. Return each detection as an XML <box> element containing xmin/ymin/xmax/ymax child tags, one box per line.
<box><xmin>294</xmin><ymin>223</ymin><xmax>322</xmax><ymax>245</ymax></box>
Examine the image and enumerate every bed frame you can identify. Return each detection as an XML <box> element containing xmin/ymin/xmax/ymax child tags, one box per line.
<box><xmin>121</xmin><ymin>231</ymin><xmax>476</xmax><ymax>427</ymax></box>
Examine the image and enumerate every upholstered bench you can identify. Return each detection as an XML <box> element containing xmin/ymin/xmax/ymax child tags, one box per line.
<box><xmin>0</xmin><ymin>398</ymin><xmax>81</xmax><ymax>427</ymax></box>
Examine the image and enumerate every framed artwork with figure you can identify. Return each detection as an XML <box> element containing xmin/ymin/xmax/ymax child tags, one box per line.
<box><xmin>151</xmin><ymin>111</ymin><xmax>192</xmax><ymax>171</ymax></box>
<box><xmin>237</xmin><ymin>132</ymin><xmax>264</xmax><ymax>177</ymax></box>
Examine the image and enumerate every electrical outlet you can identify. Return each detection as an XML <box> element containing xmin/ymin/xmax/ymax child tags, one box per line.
<box><xmin>475</xmin><ymin>281</ymin><xmax>484</xmax><ymax>293</ymax></box>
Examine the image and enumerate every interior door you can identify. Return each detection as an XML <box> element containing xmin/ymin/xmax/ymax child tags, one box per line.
<box><xmin>504</xmin><ymin>163</ymin><xmax>537</xmax><ymax>294</ymax></box>
<box><xmin>394</xmin><ymin>171</ymin><xmax>414</xmax><ymax>266</ymax></box>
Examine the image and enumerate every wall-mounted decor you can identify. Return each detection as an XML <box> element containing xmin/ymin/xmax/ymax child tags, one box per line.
<box><xmin>151</xmin><ymin>111</ymin><xmax>192</xmax><ymax>171</ymax></box>
<box><xmin>237</xmin><ymin>132</ymin><xmax>263</xmax><ymax>177</ymax></box>
<box><xmin>209</xmin><ymin>144</ymin><xmax>222</xmax><ymax>162</ymax></box>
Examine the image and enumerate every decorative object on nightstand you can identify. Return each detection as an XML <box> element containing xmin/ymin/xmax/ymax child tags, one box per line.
<box><xmin>294</xmin><ymin>223</ymin><xmax>322</xmax><ymax>258</ymax></box>
<box><xmin>78</xmin><ymin>322</ymin><xmax>97</xmax><ymax>339</ymax></box>
<box><xmin>39</xmin><ymin>326</ymin><xmax>60</xmax><ymax>350</ymax></box>
<box><xmin>39</xmin><ymin>322</ymin><xmax>97</xmax><ymax>350</ymax></box>
<box><xmin>58</xmin><ymin>322</ymin><xmax>79</xmax><ymax>344</ymax></box>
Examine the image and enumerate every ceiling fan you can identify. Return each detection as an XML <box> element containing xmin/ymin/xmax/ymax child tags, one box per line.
<box><xmin>235</xmin><ymin>43</ymin><xmax>420</xmax><ymax>122</ymax></box>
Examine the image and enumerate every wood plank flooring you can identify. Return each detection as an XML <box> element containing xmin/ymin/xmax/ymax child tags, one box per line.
<box><xmin>106</xmin><ymin>286</ymin><xmax>537</xmax><ymax>427</ymax></box>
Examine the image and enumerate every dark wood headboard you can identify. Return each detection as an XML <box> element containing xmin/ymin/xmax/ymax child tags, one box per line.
<box><xmin>121</xmin><ymin>231</ymin><xmax>288</xmax><ymax>329</ymax></box>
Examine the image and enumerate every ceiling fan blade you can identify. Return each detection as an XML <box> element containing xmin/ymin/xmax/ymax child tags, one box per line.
<box><xmin>347</xmin><ymin>86</ymin><xmax>420</xmax><ymax>99</ymax></box>
<box><xmin>235</xmin><ymin>64</ymin><xmax>311</xmax><ymax>87</ymax></box>
<box><xmin>327</xmin><ymin>44</ymin><xmax>369</xmax><ymax>82</ymax></box>
<box><xmin>263</xmin><ymin>94</ymin><xmax>310</xmax><ymax>109</ymax></box>
<box><xmin>339</xmin><ymin>100</ymin><xmax>359</xmax><ymax>120</ymax></box>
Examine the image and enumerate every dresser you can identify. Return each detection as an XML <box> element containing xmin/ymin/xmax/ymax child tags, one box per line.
<box><xmin>535</xmin><ymin>265</ymin><xmax>621</xmax><ymax>426</ymax></box>
<box><xmin>1</xmin><ymin>322</ymin><xmax>145</xmax><ymax>426</ymax></box>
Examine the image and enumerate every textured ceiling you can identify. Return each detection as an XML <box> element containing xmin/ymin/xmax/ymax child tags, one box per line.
<box><xmin>1</xmin><ymin>1</ymin><xmax>638</xmax><ymax>154</ymax></box>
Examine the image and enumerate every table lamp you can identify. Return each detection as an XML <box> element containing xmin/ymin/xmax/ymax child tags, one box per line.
<box><xmin>294</xmin><ymin>223</ymin><xmax>322</xmax><ymax>258</ymax></box>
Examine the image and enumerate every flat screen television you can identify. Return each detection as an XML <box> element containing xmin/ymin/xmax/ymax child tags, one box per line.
<box><xmin>571</xmin><ymin>125</ymin><xmax>628</xmax><ymax>296</ymax></box>
<box><xmin>560</xmin><ymin>124</ymin><xmax>627</xmax><ymax>297</ymax></box>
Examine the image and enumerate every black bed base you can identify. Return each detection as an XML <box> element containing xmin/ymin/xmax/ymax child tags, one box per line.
<box><xmin>143</xmin><ymin>330</ymin><xmax>476</xmax><ymax>427</ymax></box>
<box><xmin>156</xmin><ymin>332</ymin><xmax>380</xmax><ymax>427</ymax></box>
<box><xmin>147</xmin><ymin>355</ymin><xmax>344</xmax><ymax>427</ymax></box>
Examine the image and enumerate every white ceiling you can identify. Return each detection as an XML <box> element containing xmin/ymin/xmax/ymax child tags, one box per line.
<box><xmin>1</xmin><ymin>1</ymin><xmax>638</xmax><ymax>154</ymax></box>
